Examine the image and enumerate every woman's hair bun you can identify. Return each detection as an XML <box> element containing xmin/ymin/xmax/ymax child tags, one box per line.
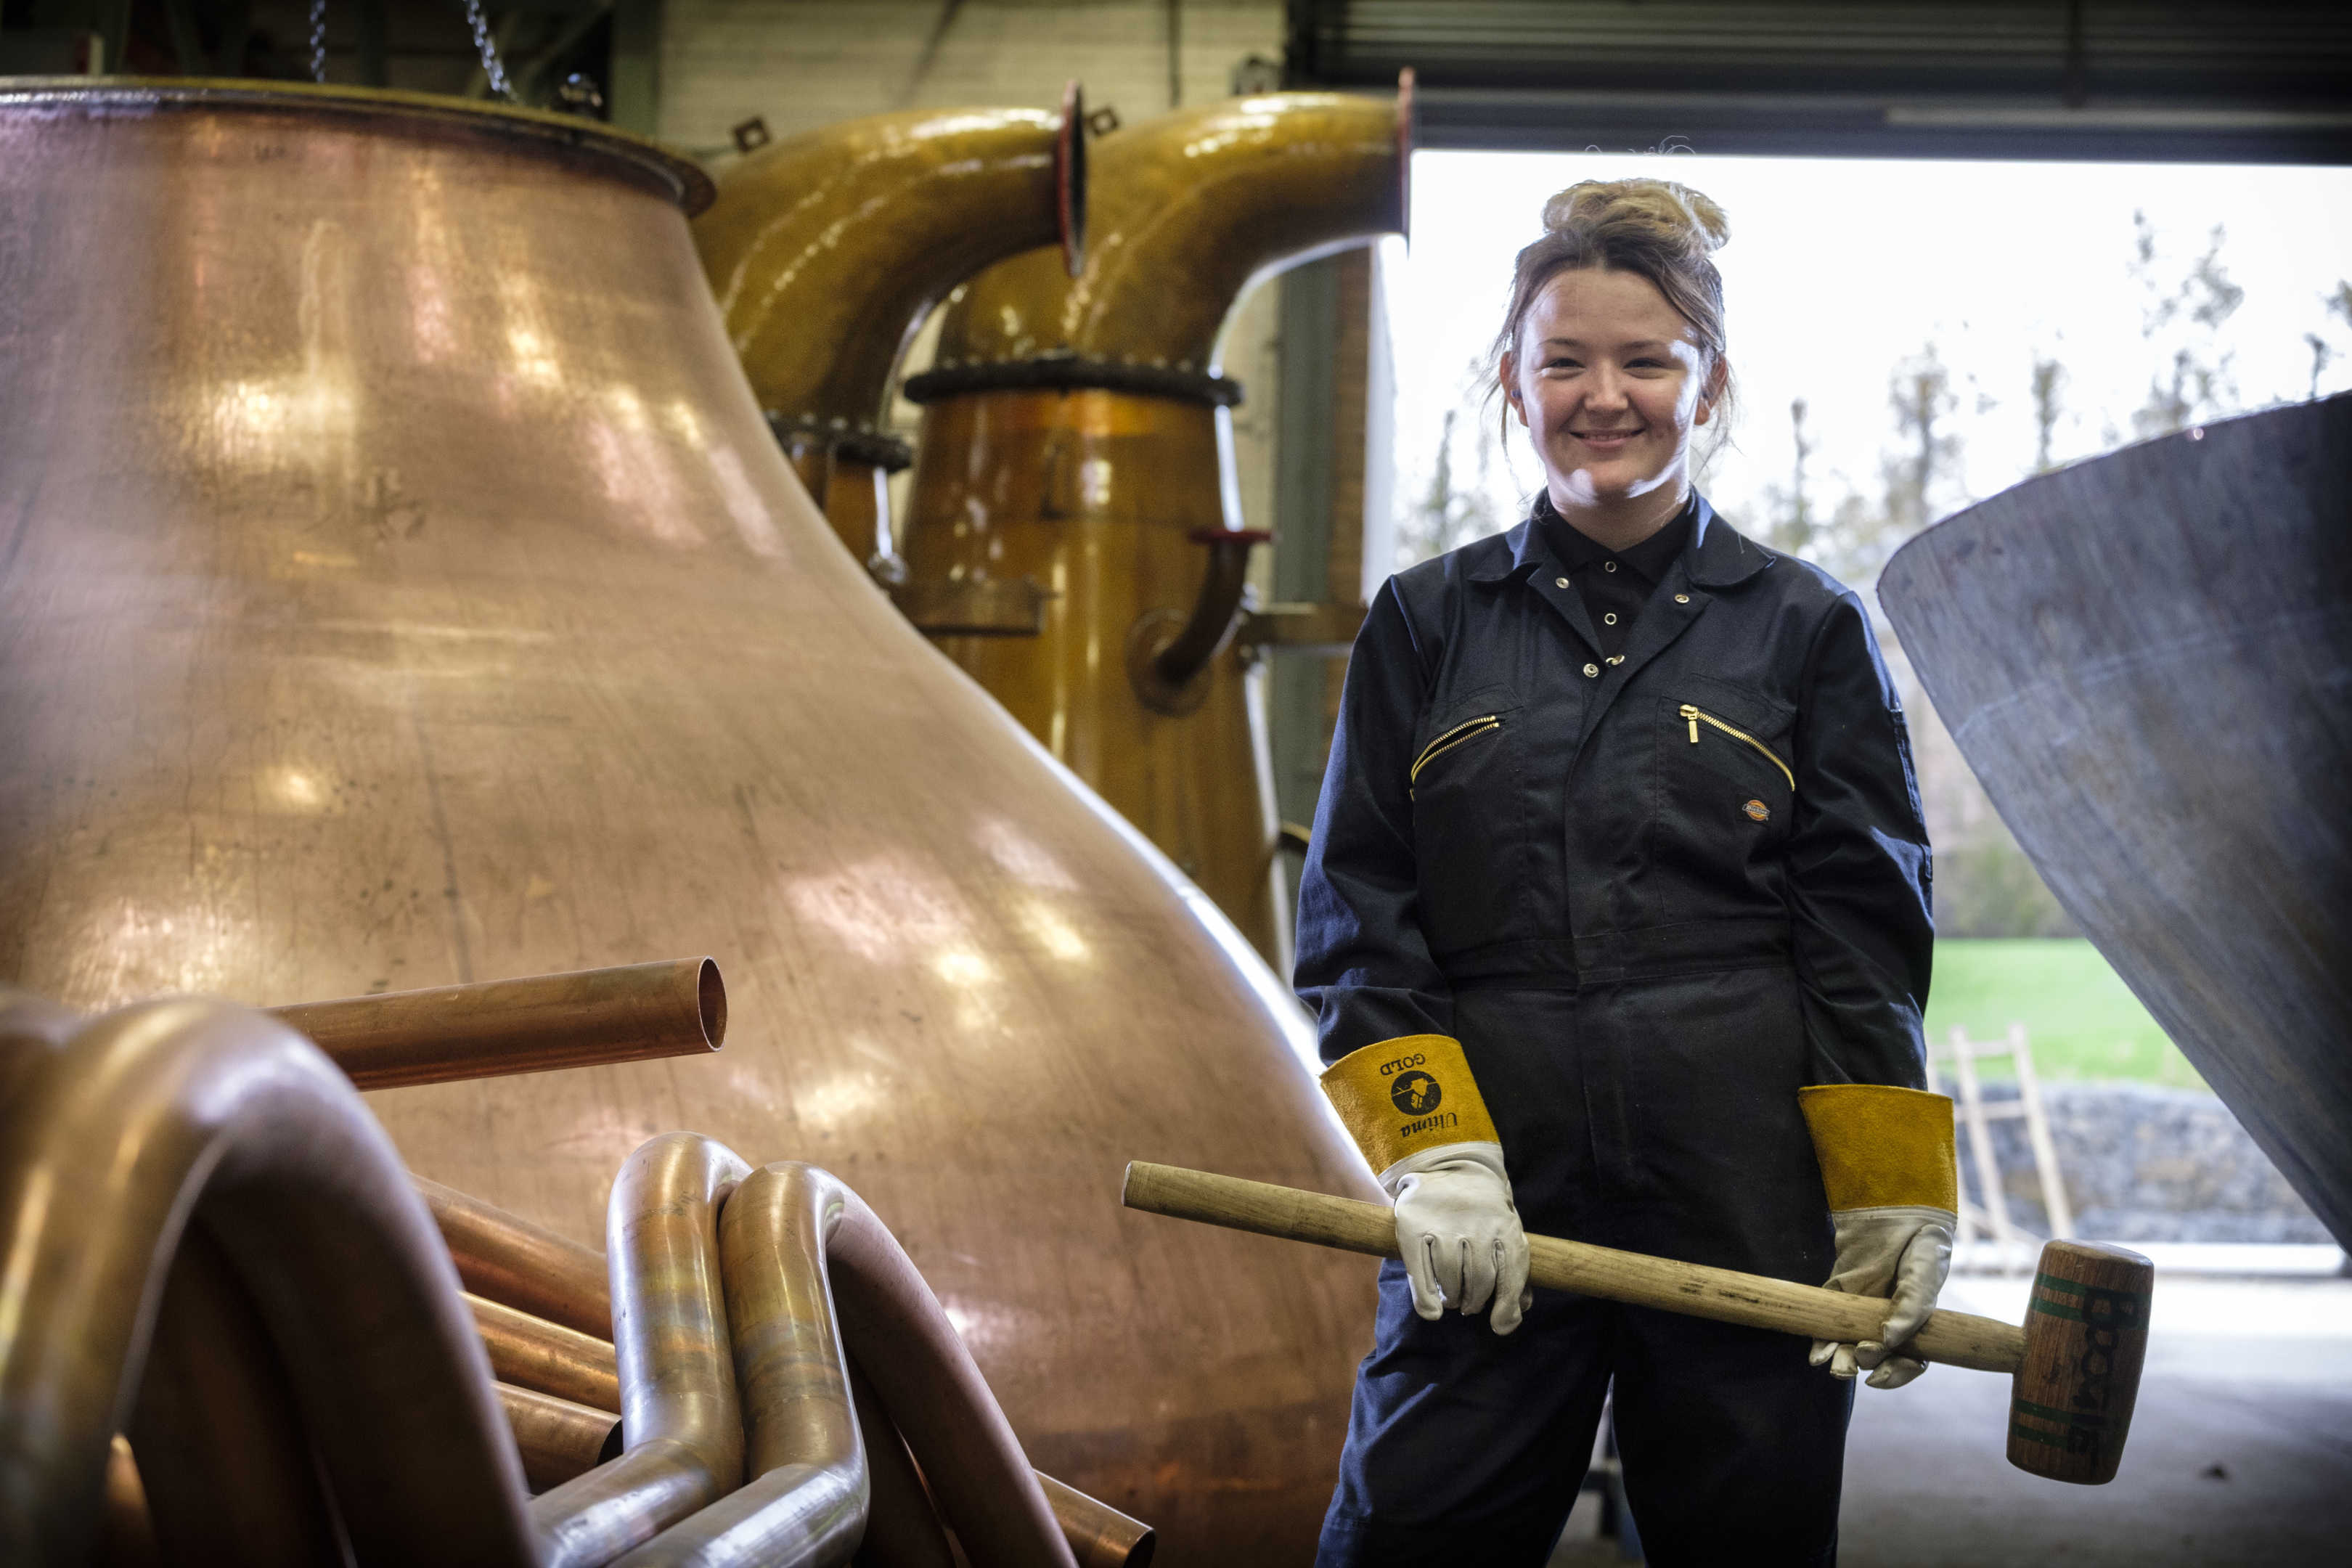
<box><xmin>1541</xmin><ymin>179</ymin><xmax>1730</xmax><ymax>257</ymax></box>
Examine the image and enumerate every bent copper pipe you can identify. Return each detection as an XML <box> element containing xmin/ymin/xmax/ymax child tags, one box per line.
<box><xmin>695</xmin><ymin>96</ymin><xmax>1087</xmax><ymax>464</ymax></box>
<box><xmin>1131</xmin><ymin>529</ymin><xmax>1270</xmax><ymax>711</ymax></box>
<box><xmin>529</xmin><ymin>1132</ymin><xmax>751</xmax><ymax>1568</ymax></box>
<box><xmin>272</xmin><ymin>956</ymin><xmax>724</xmax><ymax>1091</ymax></box>
<box><xmin>616</xmin><ymin>1163</ymin><xmax>1074</xmax><ymax>1568</ymax></box>
<box><xmin>0</xmin><ymin>996</ymin><xmax>533</xmax><ymax>1566</ymax></box>
<box><xmin>846</xmin><ymin>1357</ymin><xmax>955</xmax><ymax>1568</ymax></box>
<box><xmin>415</xmin><ymin>1171</ymin><xmax>616</xmax><ymax>1338</ymax></box>
<box><xmin>126</xmin><ymin>1223</ymin><xmax>346</xmax><ymax>1564</ymax></box>
<box><xmin>499</xmin><ymin>1384</ymin><xmax>624</xmax><ymax>1495</ymax></box>
<box><xmin>473</xmin><ymin>1294</ymin><xmax>623</xmax><ymax>1413</ymax></box>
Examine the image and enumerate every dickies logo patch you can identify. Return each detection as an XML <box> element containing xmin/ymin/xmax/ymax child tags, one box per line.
<box><xmin>1743</xmin><ymin>799</ymin><xmax>1771</xmax><ymax>822</ymax></box>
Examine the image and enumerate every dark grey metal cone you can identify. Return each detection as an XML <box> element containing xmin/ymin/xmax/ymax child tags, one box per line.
<box><xmin>1880</xmin><ymin>394</ymin><xmax>2351</xmax><ymax>1249</ymax></box>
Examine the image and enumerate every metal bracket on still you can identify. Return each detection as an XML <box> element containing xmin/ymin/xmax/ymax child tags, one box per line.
<box><xmin>1235</xmin><ymin>600</ymin><xmax>1367</xmax><ymax>656</ymax></box>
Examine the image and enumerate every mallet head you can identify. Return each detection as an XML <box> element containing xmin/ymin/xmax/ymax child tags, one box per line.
<box><xmin>2006</xmin><ymin>1238</ymin><xmax>2154</xmax><ymax>1485</ymax></box>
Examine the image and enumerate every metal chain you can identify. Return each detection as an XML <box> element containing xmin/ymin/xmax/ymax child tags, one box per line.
<box><xmin>309</xmin><ymin>0</ymin><xmax>327</xmax><ymax>83</ymax></box>
<box><xmin>461</xmin><ymin>0</ymin><xmax>517</xmax><ymax>102</ymax></box>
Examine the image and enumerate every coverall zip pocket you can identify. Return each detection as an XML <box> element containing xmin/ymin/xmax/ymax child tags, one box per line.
<box><xmin>1678</xmin><ymin>703</ymin><xmax>1794</xmax><ymax>791</ymax></box>
<box><xmin>1409</xmin><ymin>714</ymin><xmax>1501</xmax><ymax>798</ymax></box>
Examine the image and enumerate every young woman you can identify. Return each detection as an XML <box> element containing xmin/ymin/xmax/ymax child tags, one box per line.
<box><xmin>1297</xmin><ymin>180</ymin><xmax>1954</xmax><ymax>1567</ymax></box>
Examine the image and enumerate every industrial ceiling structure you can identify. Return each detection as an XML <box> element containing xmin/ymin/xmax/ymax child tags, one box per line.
<box><xmin>1283</xmin><ymin>0</ymin><xmax>2352</xmax><ymax>163</ymax></box>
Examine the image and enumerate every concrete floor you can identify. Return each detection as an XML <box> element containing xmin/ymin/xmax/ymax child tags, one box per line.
<box><xmin>1553</xmin><ymin>1273</ymin><xmax>2352</xmax><ymax>1566</ymax></box>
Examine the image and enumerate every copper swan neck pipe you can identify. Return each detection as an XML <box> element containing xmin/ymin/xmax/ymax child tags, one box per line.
<box><xmin>928</xmin><ymin>84</ymin><xmax>1409</xmax><ymax>380</ymax></box>
<box><xmin>693</xmin><ymin>88</ymin><xmax>1087</xmax><ymax>543</ymax></box>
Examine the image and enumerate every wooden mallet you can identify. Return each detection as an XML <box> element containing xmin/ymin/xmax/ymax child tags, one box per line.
<box><xmin>1122</xmin><ymin>1162</ymin><xmax>2153</xmax><ymax>1485</ymax></box>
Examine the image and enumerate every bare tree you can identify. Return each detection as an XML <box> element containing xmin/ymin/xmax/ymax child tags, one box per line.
<box><xmin>2032</xmin><ymin>354</ymin><xmax>2067</xmax><ymax>473</ymax></box>
<box><xmin>2130</xmin><ymin>213</ymin><xmax>2245</xmax><ymax>438</ymax></box>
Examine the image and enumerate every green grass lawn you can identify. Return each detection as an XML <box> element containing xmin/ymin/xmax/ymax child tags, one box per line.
<box><xmin>1924</xmin><ymin>939</ymin><xmax>2209</xmax><ymax>1091</ymax></box>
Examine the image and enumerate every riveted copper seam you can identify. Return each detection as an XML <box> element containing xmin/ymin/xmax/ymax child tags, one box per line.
<box><xmin>528</xmin><ymin>1133</ymin><xmax>751</xmax><ymax>1568</ymax></box>
<box><xmin>273</xmin><ymin>956</ymin><xmax>724</xmax><ymax>1091</ymax></box>
<box><xmin>0</xmin><ymin>997</ymin><xmax>533</xmax><ymax>1566</ymax></box>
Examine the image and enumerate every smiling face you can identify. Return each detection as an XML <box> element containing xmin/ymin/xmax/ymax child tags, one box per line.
<box><xmin>1502</xmin><ymin>265</ymin><xmax>1725</xmax><ymax>530</ymax></box>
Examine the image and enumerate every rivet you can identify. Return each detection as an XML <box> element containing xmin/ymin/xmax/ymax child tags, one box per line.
<box><xmin>1675</xmin><ymin>594</ymin><xmax>1691</xmax><ymax>603</ymax></box>
<box><xmin>1604</xmin><ymin>561</ymin><xmax>1618</xmax><ymax>573</ymax></box>
<box><xmin>1604</xmin><ymin>613</ymin><xmax>1617</xmax><ymax>625</ymax></box>
<box><xmin>1556</xmin><ymin>576</ymin><xmax>1570</xmax><ymax>588</ymax></box>
<box><xmin>1583</xmin><ymin>663</ymin><xmax>1600</xmax><ymax>677</ymax></box>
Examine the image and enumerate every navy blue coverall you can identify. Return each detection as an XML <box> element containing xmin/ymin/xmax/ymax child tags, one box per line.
<box><xmin>1297</xmin><ymin>496</ymin><xmax>1934</xmax><ymax>1567</ymax></box>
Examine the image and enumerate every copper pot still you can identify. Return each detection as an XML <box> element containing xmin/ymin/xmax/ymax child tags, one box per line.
<box><xmin>0</xmin><ymin>81</ymin><xmax>1376</xmax><ymax>1563</ymax></box>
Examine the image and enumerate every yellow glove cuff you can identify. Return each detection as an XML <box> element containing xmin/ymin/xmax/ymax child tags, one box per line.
<box><xmin>1798</xmin><ymin>1082</ymin><xmax>1959</xmax><ymax>1212</ymax></box>
<box><xmin>1320</xmin><ymin>1034</ymin><xmax>1500</xmax><ymax>1176</ymax></box>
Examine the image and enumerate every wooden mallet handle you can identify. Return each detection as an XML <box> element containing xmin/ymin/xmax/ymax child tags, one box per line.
<box><xmin>1121</xmin><ymin>1161</ymin><xmax>2025</xmax><ymax>1373</ymax></box>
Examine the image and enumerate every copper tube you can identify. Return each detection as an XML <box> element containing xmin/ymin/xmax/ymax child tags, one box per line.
<box><xmin>500</xmin><ymin>1384</ymin><xmax>625</xmax><ymax>1495</ymax></box>
<box><xmin>271</xmin><ymin>956</ymin><xmax>724</xmax><ymax>1091</ymax></box>
<box><xmin>1130</xmin><ymin>529</ymin><xmax>1272</xmax><ymax>714</ymax></box>
<box><xmin>1039</xmin><ymin>1474</ymin><xmax>1156</xmax><ymax>1568</ymax></box>
<box><xmin>125</xmin><ymin>1222</ymin><xmax>346</xmax><ymax>1564</ymax></box>
<box><xmin>930</xmin><ymin>89</ymin><xmax>1406</xmax><ymax>372</ymax></box>
<box><xmin>618</xmin><ymin>1162</ymin><xmax>1073</xmax><ymax>1568</ymax></box>
<box><xmin>694</xmin><ymin>93</ymin><xmax>1085</xmax><ymax>558</ymax></box>
<box><xmin>415</xmin><ymin>1173</ymin><xmax>615</xmax><ymax>1339</ymax></box>
<box><xmin>0</xmin><ymin>996</ymin><xmax>533</xmax><ymax>1565</ymax></box>
<box><xmin>472</xmin><ymin>1293</ymin><xmax>623</xmax><ymax>1414</ymax></box>
<box><xmin>529</xmin><ymin>1133</ymin><xmax>750</xmax><ymax>1568</ymax></box>
<box><xmin>847</xmin><ymin>1357</ymin><xmax>956</xmax><ymax>1568</ymax></box>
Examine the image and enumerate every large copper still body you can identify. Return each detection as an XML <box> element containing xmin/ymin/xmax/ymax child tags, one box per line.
<box><xmin>0</xmin><ymin>81</ymin><xmax>1376</xmax><ymax>1563</ymax></box>
<box><xmin>897</xmin><ymin>91</ymin><xmax>1410</xmax><ymax>961</ymax></box>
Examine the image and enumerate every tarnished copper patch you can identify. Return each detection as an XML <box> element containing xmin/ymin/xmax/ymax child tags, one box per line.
<box><xmin>1743</xmin><ymin>799</ymin><xmax>1771</xmax><ymax>822</ymax></box>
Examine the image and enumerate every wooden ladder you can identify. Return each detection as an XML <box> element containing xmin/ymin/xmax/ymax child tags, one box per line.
<box><xmin>1928</xmin><ymin>1024</ymin><xmax>2075</xmax><ymax>1265</ymax></box>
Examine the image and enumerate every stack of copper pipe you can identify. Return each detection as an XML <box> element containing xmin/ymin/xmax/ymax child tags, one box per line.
<box><xmin>0</xmin><ymin>960</ymin><xmax>1148</xmax><ymax>1567</ymax></box>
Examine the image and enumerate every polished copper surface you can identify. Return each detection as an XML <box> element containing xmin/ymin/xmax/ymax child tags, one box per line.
<box><xmin>695</xmin><ymin>101</ymin><xmax>1080</xmax><ymax>560</ymax></box>
<box><xmin>276</xmin><ymin>956</ymin><xmax>723</xmax><ymax>1090</ymax></box>
<box><xmin>473</xmin><ymin>1294</ymin><xmax>624</xmax><ymax>1413</ymax></box>
<box><xmin>419</xmin><ymin>1174</ymin><xmax>616</xmax><ymax>1339</ymax></box>
<box><xmin>0</xmin><ymin>83</ymin><xmax>1377</xmax><ymax>1564</ymax></box>
<box><xmin>532</xmin><ymin>1134</ymin><xmax>749</xmax><ymax>1567</ymax></box>
<box><xmin>902</xmin><ymin>92</ymin><xmax>1408</xmax><ymax>956</ymax></box>
<box><xmin>0</xmin><ymin>996</ymin><xmax>533</xmax><ymax>1564</ymax></box>
<box><xmin>499</xmin><ymin>1384</ymin><xmax>625</xmax><ymax>1495</ymax></box>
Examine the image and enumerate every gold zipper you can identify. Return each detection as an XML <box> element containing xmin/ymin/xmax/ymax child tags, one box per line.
<box><xmin>1409</xmin><ymin>714</ymin><xmax>1501</xmax><ymax>796</ymax></box>
<box><xmin>1678</xmin><ymin>703</ymin><xmax>1794</xmax><ymax>791</ymax></box>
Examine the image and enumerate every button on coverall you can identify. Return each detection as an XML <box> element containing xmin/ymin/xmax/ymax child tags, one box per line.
<box><xmin>1297</xmin><ymin>498</ymin><xmax>1935</xmax><ymax>1567</ymax></box>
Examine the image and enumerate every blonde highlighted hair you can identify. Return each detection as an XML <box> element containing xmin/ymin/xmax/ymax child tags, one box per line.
<box><xmin>1490</xmin><ymin>177</ymin><xmax>1736</xmax><ymax>441</ymax></box>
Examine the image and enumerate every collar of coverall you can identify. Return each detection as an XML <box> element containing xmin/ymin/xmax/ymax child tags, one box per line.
<box><xmin>1468</xmin><ymin>491</ymin><xmax>1773</xmax><ymax>591</ymax></box>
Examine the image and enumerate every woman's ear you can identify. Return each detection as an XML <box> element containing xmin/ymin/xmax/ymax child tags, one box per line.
<box><xmin>1500</xmin><ymin>354</ymin><xmax>1528</xmax><ymax>426</ymax></box>
<box><xmin>1696</xmin><ymin>357</ymin><xmax>1731</xmax><ymax>426</ymax></box>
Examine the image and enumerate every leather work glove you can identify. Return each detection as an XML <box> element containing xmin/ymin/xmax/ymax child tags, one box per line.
<box><xmin>1808</xmin><ymin>1206</ymin><xmax>1955</xmax><ymax>1388</ymax></box>
<box><xmin>1797</xmin><ymin>1082</ymin><xmax>1962</xmax><ymax>1390</ymax></box>
<box><xmin>1386</xmin><ymin>1144</ymin><xmax>1533</xmax><ymax>1334</ymax></box>
<box><xmin>1319</xmin><ymin>1033</ymin><xmax>1530</xmax><ymax>1335</ymax></box>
